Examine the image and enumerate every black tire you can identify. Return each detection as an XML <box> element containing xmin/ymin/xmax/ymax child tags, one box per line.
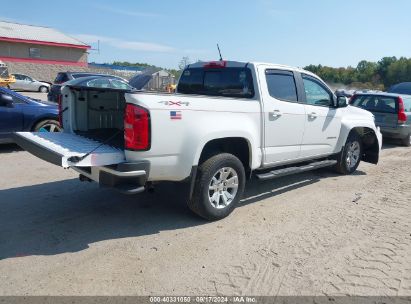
<box><xmin>401</xmin><ymin>134</ymin><xmax>411</xmax><ymax>147</ymax></box>
<box><xmin>335</xmin><ymin>132</ymin><xmax>362</xmax><ymax>174</ymax></box>
<box><xmin>39</xmin><ymin>86</ymin><xmax>49</xmax><ymax>93</ymax></box>
<box><xmin>188</xmin><ymin>153</ymin><xmax>246</xmax><ymax>221</ymax></box>
<box><xmin>33</xmin><ymin>119</ymin><xmax>61</xmax><ymax>132</ymax></box>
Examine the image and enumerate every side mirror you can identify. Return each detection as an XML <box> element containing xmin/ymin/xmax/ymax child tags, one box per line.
<box><xmin>0</xmin><ymin>93</ymin><xmax>13</xmax><ymax>107</ymax></box>
<box><xmin>333</xmin><ymin>95</ymin><xmax>348</xmax><ymax>108</ymax></box>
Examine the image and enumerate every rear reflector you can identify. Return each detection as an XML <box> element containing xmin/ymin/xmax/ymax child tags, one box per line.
<box><xmin>398</xmin><ymin>96</ymin><xmax>407</xmax><ymax>124</ymax></box>
<box><xmin>124</xmin><ymin>104</ymin><xmax>151</xmax><ymax>151</ymax></box>
<box><xmin>203</xmin><ymin>61</ymin><xmax>227</xmax><ymax>69</ymax></box>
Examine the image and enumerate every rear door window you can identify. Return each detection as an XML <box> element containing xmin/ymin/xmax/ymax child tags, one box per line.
<box><xmin>178</xmin><ymin>67</ymin><xmax>254</xmax><ymax>99</ymax></box>
<box><xmin>265</xmin><ymin>70</ymin><xmax>298</xmax><ymax>102</ymax></box>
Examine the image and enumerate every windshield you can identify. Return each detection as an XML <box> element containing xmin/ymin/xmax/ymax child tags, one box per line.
<box><xmin>177</xmin><ymin>67</ymin><xmax>254</xmax><ymax>99</ymax></box>
<box><xmin>65</xmin><ymin>76</ymin><xmax>133</xmax><ymax>91</ymax></box>
<box><xmin>72</xmin><ymin>73</ymin><xmax>99</xmax><ymax>79</ymax></box>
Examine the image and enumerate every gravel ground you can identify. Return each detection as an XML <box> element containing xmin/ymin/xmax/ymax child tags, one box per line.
<box><xmin>0</xmin><ymin>143</ymin><xmax>410</xmax><ymax>296</ymax></box>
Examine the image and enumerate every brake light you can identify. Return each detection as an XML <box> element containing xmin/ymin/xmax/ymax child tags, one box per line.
<box><xmin>124</xmin><ymin>104</ymin><xmax>151</xmax><ymax>151</ymax></box>
<box><xmin>398</xmin><ymin>96</ymin><xmax>407</xmax><ymax>124</ymax></box>
<box><xmin>203</xmin><ymin>61</ymin><xmax>227</xmax><ymax>69</ymax></box>
<box><xmin>57</xmin><ymin>94</ymin><xmax>63</xmax><ymax>128</ymax></box>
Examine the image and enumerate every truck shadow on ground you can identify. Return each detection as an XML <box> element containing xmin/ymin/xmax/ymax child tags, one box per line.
<box><xmin>0</xmin><ymin>168</ymin><xmax>366</xmax><ymax>260</ymax></box>
<box><xmin>0</xmin><ymin>143</ymin><xmax>22</xmax><ymax>153</ymax></box>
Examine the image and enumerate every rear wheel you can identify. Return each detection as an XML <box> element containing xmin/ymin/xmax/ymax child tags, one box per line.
<box><xmin>188</xmin><ymin>153</ymin><xmax>245</xmax><ymax>221</ymax></box>
<box><xmin>39</xmin><ymin>86</ymin><xmax>49</xmax><ymax>93</ymax></box>
<box><xmin>335</xmin><ymin>132</ymin><xmax>362</xmax><ymax>174</ymax></box>
<box><xmin>401</xmin><ymin>134</ymin><xmax>411</xmax><ymax>147</ymax></box>
<box><xmin>34</xmin><ymin>120</ymin><xmax>61</xmax><ymax>133</ymax></box>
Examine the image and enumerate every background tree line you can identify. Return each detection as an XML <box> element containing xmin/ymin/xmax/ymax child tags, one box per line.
<box><xmin>304</xmin><ymin>56</ymin><xmax>411</xmax><ymax>90</ymax></box>
<box><xmin>112</xmin><ymin>56</ymin><xmax>411</xmax><ymax>90</ymax></box>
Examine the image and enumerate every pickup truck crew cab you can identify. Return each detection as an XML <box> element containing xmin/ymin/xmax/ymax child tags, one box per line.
<box><xmin>14</xmin><ymin>61</ymin><xmax>382</xmax><ymax>220</ymax></box>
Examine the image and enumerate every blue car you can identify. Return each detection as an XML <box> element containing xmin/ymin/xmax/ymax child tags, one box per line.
<box><xmin>0</xmin><ymin>87</ymin><xmax>61</xmax><ymax>144</ymax></box>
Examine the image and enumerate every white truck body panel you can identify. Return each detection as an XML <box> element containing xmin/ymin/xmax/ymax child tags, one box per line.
<box><xmin>123</xmin><ymin>93</ymin><xmax>262</xmax><ymax>181</ymax></box>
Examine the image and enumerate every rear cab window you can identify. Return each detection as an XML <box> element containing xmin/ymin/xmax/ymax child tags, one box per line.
<box><xmin>351</xmin><ymin>95</ymin><xmax>398</xmax><ymax>113</ymax></box>
<box><xmin>177</xmin><ymin>66</ymin><xmax>254</xmax><ymax>99</ymax></box>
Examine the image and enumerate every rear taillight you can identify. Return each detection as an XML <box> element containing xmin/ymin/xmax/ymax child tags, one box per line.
<box><xmin>57</xmin><ymin>94</ymin><xmax>63</xmax><ymax>128</ymax></box>
<box><xmin>398</xmin><ymin>96</ymin><xmax>407</xmax><ymax>124</ymax></box>
<box><xmin>124</xmin><ymin>104</ymin><xmax>151</xmax><ymax>151</ymax></box>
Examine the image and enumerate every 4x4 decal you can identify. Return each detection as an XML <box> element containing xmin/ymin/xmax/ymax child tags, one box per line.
<box><xmin>158</xmin><ymin>101</ymin><xmax>190</xmax><ymax>106</ymax></box>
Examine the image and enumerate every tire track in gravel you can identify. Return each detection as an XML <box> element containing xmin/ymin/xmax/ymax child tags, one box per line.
<box><xmin>210</xmin><ymin>147</ymin><xmax>411</xmax><ymax>296</ymax></box>
<box><xmin>322</xmin><ymin>158</ymin><xmax>411</xmax><ymax>296</ymax></box>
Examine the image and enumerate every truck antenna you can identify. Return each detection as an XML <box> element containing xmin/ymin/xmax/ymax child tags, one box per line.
<box><xmin>217</xmin><ymin>43</ymin><xmax>223</xmax><ymax>61</ymax></box>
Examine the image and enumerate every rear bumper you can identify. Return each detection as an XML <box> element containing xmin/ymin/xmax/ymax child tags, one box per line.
<box><xmin>73</xmin><ymin>161</ymin><xmax>150</xmax><ymax>195</ymax></box>
<box><xmin>380</xmin><ymin>125</ymin><xmax>410</xmax><ymax>139</ymax></box>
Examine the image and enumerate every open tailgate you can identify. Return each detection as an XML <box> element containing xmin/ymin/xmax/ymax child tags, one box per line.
<box><xmin>14</xmin><ymin>132</ymin><xmax>125</xmax><ymax>168</ymax></box>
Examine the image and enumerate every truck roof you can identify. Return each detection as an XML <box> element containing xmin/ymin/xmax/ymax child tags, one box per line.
<box><xmin>187</xmin><ymin>60</ymin><xmax>318</xmax><ymax>78</ymax></box>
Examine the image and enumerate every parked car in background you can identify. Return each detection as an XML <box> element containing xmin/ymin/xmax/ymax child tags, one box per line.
<box><xmin>9</xmin><ymin>73</ymin><xmax>51</xmax><ymax>93</ymax></box>
<box><xmin>335</xmin><ymin>89</ymin><xmax>355</xmax><ymax>99</ymax></box>
<box><xmin>47</xmin><ymin>72</ymin><xmax>128</xmax><ymax>102</ymax></box>
<box><xmin>65</xmin><ymin>76</ymin><xmax>135</xmax><ymax>91</ymax></box>
<box><xmin>387</xmin><ymin>82</ymin><xmax>411</xmax><ymax>95</ymax></box>
<box><xmin>350</xmin><ymin>93</ymin><xmax>411</xmax><ymax>146</ymax></box>
<box><xmin>0</xmin><ymin>87</ymin><xmax>60</xmax><ymax>144</ymax></box>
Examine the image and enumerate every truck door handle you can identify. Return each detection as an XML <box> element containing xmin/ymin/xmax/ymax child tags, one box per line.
<box><xmin>308</xmin><ymin>112</ymin><xmax>317</xmax><ymax>118</ymax></box>
<box><xmin>271</xmin><ymin>110</ymin><xmax>282</xmax><ymax>118</ymax></box>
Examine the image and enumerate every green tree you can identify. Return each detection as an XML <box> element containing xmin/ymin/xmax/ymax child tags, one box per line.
<box><xmin>385</xmin><ymin>57</ymin><xmax>411</xmax><ymax>87</ymax></box>
<box><xmin>377</xmin><ymin>56</ymin><xmax>397</xmax><ymax>87</ymax></box>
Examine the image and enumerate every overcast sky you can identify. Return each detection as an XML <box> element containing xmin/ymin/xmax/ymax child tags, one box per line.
<box><xmin>3</xmin><ymin>0</ymin><xmax>411</xmax><ymax>69</ymax></box>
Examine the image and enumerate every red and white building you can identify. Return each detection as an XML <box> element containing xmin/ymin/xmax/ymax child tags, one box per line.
<box><xmin>0</xmin><ymin>21</ymin><xmax>90</xmax><ymax>81</ymax></box>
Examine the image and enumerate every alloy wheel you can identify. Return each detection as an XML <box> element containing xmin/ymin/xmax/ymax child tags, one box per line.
<box><xmin>208</xmin><ymin>167</ymin><xmax>239</xmax><ymax>209</ymax></box>
<box><xmin>346</xmin><ymin>141</ymin><xmax>360</xmax><ymax>169</ymax></box>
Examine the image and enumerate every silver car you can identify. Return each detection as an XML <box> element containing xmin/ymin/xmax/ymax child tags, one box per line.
<box><xmin>9</xmin><ymin>74</ymin><xmax>50</xmax><ymax>93</ymax></box>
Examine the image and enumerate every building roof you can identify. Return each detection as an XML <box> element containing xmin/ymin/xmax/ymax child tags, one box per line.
<box><xmin>0</xmin><ymin>21</ymin><xmax>89</xmax><ymax>49</ymax></box>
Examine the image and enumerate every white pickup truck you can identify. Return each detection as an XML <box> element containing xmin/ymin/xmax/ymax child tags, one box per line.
<box><xmin>14</xmin><ymin>60</ymin><xmax>382</xmax><ymax>220</ymax></box>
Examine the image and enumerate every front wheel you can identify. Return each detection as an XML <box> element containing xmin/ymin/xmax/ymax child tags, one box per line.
<box><xmin>335</xmin><ymin>132</ymin><xmax>362</xmax><ymax>174</ymax></box>
<box><xmin>188</xmin><ymin>153</ymin><xmax>246</xmax><ymax>221</ymax></box>
<box><xmin>34</xmin><ymin>120</ymin><xmax>62</xmax><ymax>133</ymax></box>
